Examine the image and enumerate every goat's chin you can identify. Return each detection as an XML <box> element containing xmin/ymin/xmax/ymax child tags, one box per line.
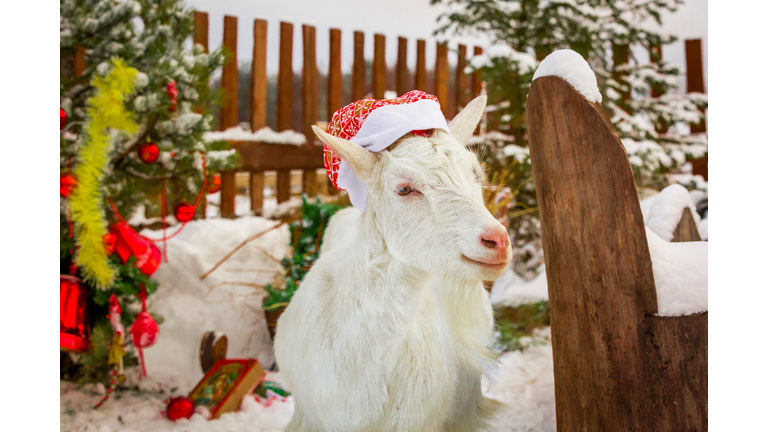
<box><xmin>458</xmin><ymin>254</ymin><xmax>510</xmax><ymax>280</ymax></box>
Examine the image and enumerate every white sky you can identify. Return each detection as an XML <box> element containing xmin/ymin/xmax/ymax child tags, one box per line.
<box><xmin>187</xmin><ymin>0</ymin><xmax>707</xmax><ymax>85</ymax></box>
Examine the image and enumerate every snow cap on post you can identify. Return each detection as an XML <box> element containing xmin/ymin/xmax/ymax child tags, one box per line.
<box><xmin>322</xmin><ymin>90</ymin><xmax>450</xmax><ymax>212</ymax></box>
<box><xmin>533</xmin><ymin>49</ymin><xmax>602</xmax><ymax>103</ymax></box>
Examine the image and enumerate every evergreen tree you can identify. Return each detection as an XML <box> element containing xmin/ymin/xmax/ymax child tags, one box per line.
<box><xmin>60</xmin><ymin>0</ymin><xmax>236</xmax><ymax>382</ymax></box>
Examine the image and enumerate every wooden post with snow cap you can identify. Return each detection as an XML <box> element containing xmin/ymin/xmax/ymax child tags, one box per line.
<box><xmin>220</xmin><ymin>15</ymin><xmax>238</xmax><ymax>218</ymax></box>
<box><xmin>526</xmin><ymin>53</ymin><xmax>707</xmax><ymax>431</ymax></box>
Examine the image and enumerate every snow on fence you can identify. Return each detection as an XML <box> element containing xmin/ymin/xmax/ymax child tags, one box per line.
<box><xmin>526</xmin><ymin>71</ymin><xmax>707</xmax><ymax>431</ymax></box>
<box><xmin>193</xmin><ymin>11</ymin><xmax>485</xmax><ymax>217</ymax></box>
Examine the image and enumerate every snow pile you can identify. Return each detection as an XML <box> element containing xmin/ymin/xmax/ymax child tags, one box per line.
<box><xmin>140</xmin><ymin>217</ymin><xmax>290</xmax><ymax>391</ymax></box>
<box><xmin>645</xmin><ymin>227</ymin><xmax>707</xmax><ymax>316</ymax></box>
<box><xmin>642</xmin><ymin>184</ymin><xmax>701</xmax><ymax>241</ymax></box>
<box><xmin>532</xmin><ymin>49</ymin><xmax>602</xmax><ymax>103</ymax></box>
<box><xmin>204</xmin><ymin>126</ymin><xmax>307</xmax><ymax>145</ymax></box>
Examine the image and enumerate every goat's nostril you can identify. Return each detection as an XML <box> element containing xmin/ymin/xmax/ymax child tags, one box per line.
<box><xmin>481</xmin><ymin>238</ymin><xmax>498</xmax><ymax>249</ymax></box>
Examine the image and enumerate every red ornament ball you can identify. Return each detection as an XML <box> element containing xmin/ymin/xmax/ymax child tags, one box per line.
<box><xmin>138</xmin><ymin>142</ymin><xmax>160</xmax><ymax>164</ymax></box>
<box><xmin>60</xmin><ymin>108</ymin><xmax>67</xmax><ymax>131</ymax></box>
<box><xmin>174</xmin><ymin>202</ymin><xmax>195</xmax><ymax>223</ymax></box>
<box><xmin>103</xmin><ymin>233</ymin><xmax>117</xmax><ymax>255</ymax></box>
<box><xmin>166</xmin><ymin>396</ymin><xmax>195</xmax><ymax>421</ymax></box>
<box><xmin>60</xmin><ymin>173</ymin><xmax>77</xmax><ymax>198</ymax></box>
<box><xmin>131</xmin><ymin>311</ymin><xmax>159</xmax><ymax>349</ymax></box>
<box><xmin>208</xmin><ymin>175</ymin><xmax>221</xmax><ymax>194</ymax></box>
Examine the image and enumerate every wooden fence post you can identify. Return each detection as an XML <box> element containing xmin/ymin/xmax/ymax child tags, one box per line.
<box><xmin>352</xmin><ymin>31</ymin><xmax>366</xmax><ymax>101</ymax></box>
<box><xmin>193</xmin><ymin>11</ymin><xmax>209</xmax><ymax>52</ymax></box>
<box><xmin>685</xmin><ymin>38</ymin><xmax>707</xmax><ymax>180</ymax></box>
<box><xmin>327</xmin><ymin>28</ymin><xmax>342</xmax><ymax>196</ymax></box>
<box><xmin>456</xmin><ymin>44</ymin><xmax>467</xmax><ymax>113</ymax></box>
<box><xmin>472</xmin><ymin>46</ymin><xmax>483</xmax><ymax>99</ymax></box>
<box><xmin>435</xmin><ymin>41</ymin><xmax>449</xmax><ymax>117</ymax></box>
<box><xmin>373</xmin><ymin>34</ymin><xmax>386</xmax><ymax>99</ymax></box>
<box><xmin>415</xmin><ymin>39</ymin><xmax>426</xmax><ymax>92</ymax></box>
<box><xmin>397</xmin><ymin>37</ymin><xmax>409</xmax><ymax>96</ymax></box>
<box><xmin>250</xmin><ymin>18</ymin><xmax>268</xmax><ymax>214</ymax></box>
<box><xmin>612</xmin><ymin>43</ymin><xmax>630</xmax><ymax>111</ymax></box>
<box><xmin>276</xmin><ymin>21</ymin><xmax>294</xmax><ymax>204</ymax></box>
<box><xmin>220</xmin><ymin>15</ymin><xmax>238</xmax><ymax>218</ymax></box>
<box><xmin>671</xmin><ymin>208</ymin><xmax>702</xmax><ymax>242</ymax></box>
<box><xmin>526</xmin><ymin>75</ymin><xmax>707</xmax><ymax>432</ymax></box>
<box><xmin>302</xmin><ymin>24</ymin><xmax>318</xmax><ymax>197</ymax></box>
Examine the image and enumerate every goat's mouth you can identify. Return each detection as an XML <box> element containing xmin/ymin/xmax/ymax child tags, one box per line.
<box><xmin>460</xmin><ymin>254</ymin><xmax>510</xmax><ymax>270</ymax></box>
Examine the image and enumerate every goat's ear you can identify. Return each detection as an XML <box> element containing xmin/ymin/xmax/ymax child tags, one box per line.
<box><xmin>448</xmin><ymin>95</ymin><xmax>487</xmax><ymax>146</ymax></box>
<box><xmin>312</xmin><ymin>125</ymin><xmax>376</xmax><ymax>182</ymax></box>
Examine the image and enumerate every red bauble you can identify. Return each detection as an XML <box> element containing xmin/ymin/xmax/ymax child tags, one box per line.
<box><xmin>60</xmin><ymin>173</ymin><xmax>77</xmax><ymax>198</ymax></box>
<box><xmin>174</xmin><ymin>202</ymin><xmax>195</xmax><ymax>223</ymax></box>
<box><xmin>208</xmin><ymin>175</ymin><xmax>221</xmax><ymax>194</ymax></box>
<box><xmin>60</xmin><ymin>275</ymin><xmax>90</xmax><ymax>352</ymax></box>
<box><xmin>111</xmin><ymin>222</ymin><xmax>162</xmax><ymax>276</ymax></box>
<box><xmin>131</xmin><ymin>311</ymin><xmax>159</xmax><ymax>349</ymax></box>
<box><xmin>60</xmin><ymin>108</ymin><xmax>67</xmax><ymax>130</ymax></box>
<box><xmin>166</xmin><ymin>396</ymin><xmax>195</xmax><ymax>421</ymax></box>
<box><xmin>138</xmin><ymin>142</ymin><xmax>160</xmax><ymax>164</ymax></box>
<box><xmin>103</xmin><ymin>233</ymin><xmax>117</xmax><ymax>255</ymax></box>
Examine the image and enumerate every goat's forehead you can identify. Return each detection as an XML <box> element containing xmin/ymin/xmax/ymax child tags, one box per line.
<box><xmin>387</xmin><ymin>137</ymin><xmax>477</xmax><ymax>171</ymax></box>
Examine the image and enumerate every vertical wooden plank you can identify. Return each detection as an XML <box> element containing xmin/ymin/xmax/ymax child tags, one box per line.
<box><xmin>74</xmin><ymin>46</ymin><xmax>86</xmax><ymax>77</ymax></box>
<box><xmin>302</xmin><ymin>169</ymin><xmax>317</xmax><ymax>197</ymax></box>
<box><xmin>472</xmin><ymin>46</ymin><xmax>483</xmax><ymax>99</ymax></box>
<box><xmin>193</xmin><ymin>11</ymin><xmax>209</xmax><ymax>52</ymax></box>
<box><xmin>220</xmin><ymin>171</ymin><xmax>236</xmax><ymax>218</ymax></box>
<box><xmin>685</xmin><ymin>38</ymin><xmax>707</xmax><ymax>180</ymax></box>
<box><xmin>250</xmin><ymin>172</ymin><xmax>264</xmax><ymax>214</ymax></box>
<box><xmin>415</xmin><ymin>39</ymin><xmax>426</xmax><ymax>91</ymax></box>
<box><xmin>612</xmin><ymin>43</ymin><xmax>630</xmax><ymax>110</ymax></box>
<box><xmin>278</xmin><ymin>22</ymin><xmax>294</xmax><ymax>132</ymax></box>
<box><xmin>276</xmin><ymin>170</ymin><xmax>291</xmax><ymax>203</ymax></box>
<box><xmin>373</xmin><ymin>34</ymin><xmax>386</xmax><ymax>99</ymax></box>
<box><xmin>302</xmin><ymin>24</ymin><xmax>318</xmax><ymax>139</ymax></box>
<box><xmin>671</xmin><ymin>208</ymin><xmax>702</xmax><ymax>242</ymax></box>
<box><xmin>649</xmin><ymin>42</ymin><xmax>663</xmax><ymax>98</ymax></box>
<box><xmin>251</xmin><ymin>19</ymin><xmax>268</xmax><ymax>131</ymax></box>
<box><xmin>455</xmin><ymin>44</ymin><xmax>467</xmax><ymax>113</ymax></box>
<box><xmin>352</xmin><ymin>31</ymin><xmax>366</xmax><ymax>101</ymax></box>
<box><xmin>396</xmin><ymin>37</ymin><xmax>409</xmax><ymax>96</ymax></box>
<box><xmin>328</xmin><ymin>28</ymin><xmax>343</xmax><ymax>117</ymax></box>
<box><xmin>219</xmin><ymin>15</ymin><xmax>238</xmax><ymax>219</ymax></box>
<box><xmin>435</xmin><ymin>41</ymin><xmax>449</xmax><ymax>117</ymax></box>
<box><xmin>220</xmin><ymin>15</ymin><xmax>239</xmax><ymax>130</ymax></box>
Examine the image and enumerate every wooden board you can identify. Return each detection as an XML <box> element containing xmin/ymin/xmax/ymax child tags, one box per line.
<box><xmin>612</xmin><ymin>43</ymin><xmax>630</xmax><ymax>110</ymax></box>
<box><xmin>251</xmin><ymin>19</ymin><xmax>268</xmax><ymax>130</ymax></box>
<box><xmin>435</xmin><ymin>42</ymin><xmax>449</xmax><ymax>117</ymax></box>
<box><xmin>685</xmin><ymin>39</ymin><xmax>707</xmax><ymax>180</ymax></box>
<box><xmin>671</xmin><ymin>207</ymin><xmax>702</xmax><ymax>242</ymax></box>
<box><xmin>373</xmin><ymin>34</ymin><xmax>386</xmax><ymax>99</ymax></box>
<box><xmin>302</xmin><ymin>169</ymin><xmax>317</xmax><ymax>197</ymax></box>
<box><xmin>328</xmin><ymin>28</ymin><xmax>343</xmax><ymax>116</ymax></box>
<box><xmin>415</xmin><ymin>39</ymin><xmax>426</xmax><ymax>91</ymax></box>
<box><xmin>278</xmin><ymin>22</ymin><xmax>294</xmax><ymax>132</ymax></box>
<box><xmin>276</xmin><ymin>170</ymin><xmax>291</xmax><ymax>203</ymax></box>
<box><xmin>455</xmin><ymin>44</ymin><xmax>467</xmax><ymax>113</ymax></box>
<box><xmin>397</xmin><ymin>37</ymin><xmax>409</xmax><ymax>96</ymax></box>
<box><xmin>220</xmin><ymin>15</ymin><xmax>238</xmax><ymax>130</ymax></box>
<box><xmin>472</xmin><ymin>46</ymin><xmax>483</xmax><ymax>99</ymax></box>
<box><xmin>353</xmin><ymin>31</ymin><xmax>366</xmax><ymax>101</ymax></box>
<box><xmin>250</xmin><ymin>172</ymin><xmax>264</xmax><ymax>214</ymax></box>
<box><xmin>302</xmin><ymin>24</ymin><xmax>318</xmax><ymax>140</ymax></box>
<box><xmin>193</xmin><ymin>11</ymin><xmax>209</xmax><ymax>52</ymax></box>
<box><xmin>235</xmin><ymin>141</ymin><xmax>324</xmax><ymax>172</ymax></box>
<box><xmin>526</xmin><ymin>75</ymin><xmax>707</xmax><ymax>431</ymax></box>
<box><xmin>220</xmin><ymin>171</ymin><xmax>236</xmax><ymax>218</ymax></box>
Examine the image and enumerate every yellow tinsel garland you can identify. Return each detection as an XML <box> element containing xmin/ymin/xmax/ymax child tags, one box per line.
<box><xmin>70</xmin><ymin>59</ymin><xmax>139</xmax><ymax>288</ymax></box>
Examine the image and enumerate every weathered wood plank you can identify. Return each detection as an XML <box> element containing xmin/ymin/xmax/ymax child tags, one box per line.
<box><xmin>235</xmin><ymin>141</ymin><xmax>325</xmax><ymax>172</ymax></box>
<box><xmin>671</xmin><ymin>207</ymin><xmax>702</xmax><ymax>242</ymax></box>
<box><xmin>373</xmin><ymin>34</ymin><xmax>386</xmax><ymax>99</ymax></box>
<box><xmin>220</xmin><ymin>15</ymin><xmax>238</xmax><ymax>130</ymax></box>
<box><xmin>685</xmin><ymin>38</ymin><xmax>707</xmax><ymax>180</ymax></box>
<box><xmin>278</xmin><ymin>22</ymin><xmax>294</xmax><ymax>132</ymax></box>
<box><xmin>193</xmin><ymin>11</ymin><xmax>209</xmax><ymax>52</ymax></box>
<box><xmin>397</xmin><ymin>36</ymin><xmax>409</xmax><ymax>96</ymax></box>
<box><xmin>251</xmin><ymin>19</ymin><xmax>268</xmax><ymax>130</ymax></box>
<box><xmin>612</xmin><ymin>43</ymin><xmax>630</xmax><ymax>110</ymax></box>
<box><xmin>435</xmin><ymin>41</ymin><xmax>449</xmax><ymax>117</ymax></box>
<box><xmin>250</xmin><ymin>172</ymin><xmax>264</xmax><ymax>214</ymax></box>
<box><xmin>415</xmin><ymin>39</ymin><xmax>426</xmax><ymax>91</ymax></box>
<box><xmin>74</xmin><ymin>46</ymin><xmax>86</xmax><ymax>77</ymax></box>
<box><xmin>220</xmin><ymin>171</ymin><xmax>236</xmax><ymax>218</ymax></box>
<box><xmin>302</xmin><ymin>24</ymin><xmax>318</xmax><ymax>140</ymax></box>
<box><xmin>276</xmin><ymin>170</ymin><xmax>291</xmax><ymax>203</ymax></box>
<box><xmin>328</xmin><ymin>28</ymin><xmax>343</xmax><ymax>116</ymax></box>
<box><xmin>353</xmin><ymin>31</ymin><xmax>366</xmax><ymax>101</ymax></box>
<box><xmin>455</xmin><ymin>44</ymin><xmax>467</xmax><ymax>114</ymax></box>
<box><xmin>472</xmin><ymin>46</ymin><xmax>483</xmax><ymax>99</ymax></box>
<box><xmin>302</xmin><ymin>169</ymin><xmax>317</xmax><ymax>197</ymax></box>
<box><xmin>526</xmin><ymin>75</ymin><xmax>706</xmax><ymax>431</ymax></box>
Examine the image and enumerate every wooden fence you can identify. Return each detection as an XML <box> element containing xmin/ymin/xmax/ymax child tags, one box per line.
<box><xmin>193</xmin><ymin>11</ymin><xmax>485</xmax><ymax>217</ymax></box>
<box><xmin>526</xmin><ymin>75</ymin><xmax>707</xmax><ymax>431</ymax></box>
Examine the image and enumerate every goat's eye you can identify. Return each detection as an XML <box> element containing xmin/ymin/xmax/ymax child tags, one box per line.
<box><xmin>396</xmin><ymin>185</ymin><xmax>414</xmax><ymax>196</ymax></box>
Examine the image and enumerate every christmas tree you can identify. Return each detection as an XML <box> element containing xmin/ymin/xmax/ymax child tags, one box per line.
<box><xmin>432</xmin><ymin>0</ymin><xmax>707</xmax><ymax>277</ymax></box>
<box><xmin>60</xmin><ymin>0</ymin><xmax>237</xmax><ymax>382</ymax></box>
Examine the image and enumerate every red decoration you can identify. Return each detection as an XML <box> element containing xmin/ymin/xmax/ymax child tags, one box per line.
<box><xmin>131</xmin><ymin>286</ymin><xmax>159</xmax><ymax>377</ymax></box>
<box><xmin>60</xmin><ymin>275</ymin><xmax>90</xmax><ymax>352</ymax></box>
<box><xmin>166</xmin><ymin>397</ymin><xmax>195</xmax><ymax>421</ymax></box>
<box><xmin>138</xmin><ymin>142</ymin><xmax>160</xmax><ymax>164</ymax></box>
<box><xmin>174</xmin><ymin>202</ymin><xmax>195</xmax><ymax>223</ymax></box>
<box><xmin>103</xmin><ymin>232</ymin><xmax>117</xmax><ymax>255</ymax></box>
<box><xmin>60</xmin><ymin>108</ymin><xmax>67</xmax><ymax>130</ymax></box>
<box><xmin>167</xmin><ymin>81</ymin><xmax>178</xmax><ymax>112</ymax></box>
<box><xmin>60</xmin><ymin>173</ymin><xmax>77</xmax><ymax>198</ymax></box>
<box><xmin>208</xmin><ymin>174</ymin><xmax>221</xmax><ymax>194</ymax></box>
<box><xmin>111</xmin><ymin>222</ymin><xmax>162</xmax><ymax>276</ymax></box>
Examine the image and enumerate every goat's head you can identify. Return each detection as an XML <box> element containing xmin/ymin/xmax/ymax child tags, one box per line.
<box><xmin>313</xmin><ymin>96</ymin><xmax>511</xmax><ymax>281</ymax></box>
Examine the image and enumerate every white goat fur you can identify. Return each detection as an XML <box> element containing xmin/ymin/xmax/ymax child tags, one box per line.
<box><xmin>274</xmin><ymin>96</ymin><xmax>511</xmax><ymax>432</ymax></box>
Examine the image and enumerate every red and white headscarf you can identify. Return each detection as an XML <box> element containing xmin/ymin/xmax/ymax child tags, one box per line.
<box><xmin>324</xmin><ymin>90</ymin><xmax>449</xmax><ymax>211</ymax></box>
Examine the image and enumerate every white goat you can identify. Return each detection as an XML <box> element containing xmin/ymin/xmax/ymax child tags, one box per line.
<box><xmin>274</xmin><ymin>96</ymin><xmax>512</xmax><ymax>432</ymax></box>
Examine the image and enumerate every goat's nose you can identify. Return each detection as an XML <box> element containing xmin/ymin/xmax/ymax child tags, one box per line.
<box><xmin>480</xmin><ymin>227</ymin><xmax>509</xmax><ymax>250</ymax></box>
